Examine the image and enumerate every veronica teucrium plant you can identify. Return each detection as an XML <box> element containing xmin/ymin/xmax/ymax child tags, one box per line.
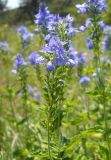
<box><xmin>76</xmin><ymin>0</ymin><xmax>111</xmax><ymax>159</ymax></box>
<box><xmin>29</xmin><ymin>2</ymin><xmax>83</xmax><ymax>159</ymax></box>
<box><xmin>14</xmin><ymin>26</ymin><xmax>32</xmax><ymax>123</ymax></box>
<box><xmin>17</xmin><ymin>25</ymin><xmax>33</xmax><ymax>54</ymax></box>
<box><xmin>14</xmin><ymin>54</ymin><xmax>28</xmax><ymax>120</ymax></box>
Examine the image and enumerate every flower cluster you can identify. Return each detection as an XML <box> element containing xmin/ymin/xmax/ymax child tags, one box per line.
<box><xmin>26</xmin><ymin>2</ymin><xmax>86</xmax><ymax>73</ymax></box>
<box><xmin>76</xmin><ymin>0</ymin><xmax>107</xmax><ymax>14</ymax></box>
<box><xmin>47</xmin><ymin>14</ymin><xmax>77</xmax><ymax>38</ymax></box>
<box><xmin>86</xmin><ymin>37</ymin><xmax>94</xmax><ymax>50</ymax></box>
<box><xmin>29</xmin><ymin>52</ymin><xmax>45</xmax><ymax>65</ymax></box>
<box><xmin>77</xmin><ymin>53</ymin><xmax>86</xmax><ymax>64</ymax></box>
<box><xmin>40</xmin><ymin>36</ymin><xmax>79</xmax><ymax>71</ymax></box>
<box><xmin>18</xmin><ymin>26</ymin><xmax>27</xmax><ymax>35</ymax></box>
<box><xmin>81</xmin><ymin>20</ymin><xmax>109</xmax><ymax>50</ymax></box>
<box><xmin>17</xmin><ymin>25</ymin><xmax>33</xmax><ymax>45</ymax></box>
<box><xmin>14</xmin><ymin>53</ymin><xmax>27</xmax><ymax>69</ymax></box>
<box><xmin>76</xmin><ymin>0</ymin><xmax>107</xmax><ymax>51</ymax></box>
<box><xmin>35</xmin><ymin>2</ymin><xmax>53</xmax><ymax>29</ymax></box>
<box><xmin>35</xmin><ymin>1</ymin><xmax>78</xmax><ymax>39</ymax></box>
<box><xmin>79</xmin><ymin>75</ymin><xmax>90</xmax><ymax>84</ymax></box>
<box><xmin>79</xmin><ymin>19</ymin><xmax>106</xmax><ymax>33</ymax></box>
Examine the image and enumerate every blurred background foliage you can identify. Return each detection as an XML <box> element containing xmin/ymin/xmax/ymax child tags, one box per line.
<box><xmin>0</xmin><ymin>0</ymin><xmax>111</xmax><ymax>26</ymax></box>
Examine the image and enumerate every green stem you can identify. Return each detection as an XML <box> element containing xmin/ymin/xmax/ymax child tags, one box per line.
<box><xmin>103</xmin><ymin>99</ymin><xmax>111</xmax><ymax>160</ymax></box>
<box><xmin>47</xmin><ymin>111</ymin><xmax>53</xmax><ymax>160</ymax></box>
<box><xmin>95</xmin><ymin>51</ymin><xmax>111</xmax><ymax>159</ymax></box>
<box><xmin>45</xmin><ymin>67</ymin><xmax>66</xmax><ymax>159</ymax></box>
<box><xmin>8</xmin><ymin>87</ymin><xmax>16</xmax><ymax>120</ymax></box>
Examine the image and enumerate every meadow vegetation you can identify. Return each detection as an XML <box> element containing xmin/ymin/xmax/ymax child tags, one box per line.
<box><xmin>0</xmin><ymin>0</ymin><xmax>111</xmax><ymax>160</ymax></box>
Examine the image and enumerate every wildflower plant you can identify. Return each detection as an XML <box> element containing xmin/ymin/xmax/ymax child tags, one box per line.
<box><xmin>76</xmin><ymin>0</ymin><xmax>111</xmax><ymax>159</ymax></box>
<box><xmin>17</xmin><ymin>25</ymin><xmax>33</xmax><ymax>49</ymax></box>
<box><xmin>13</xmin><ymin>53</ymin><xmax>29</xmax><ymax>122</ymax></box>
<box><xmin>14</xmin><ymin>25</ymin><xmax>33</xmax><ymax>123</ymax></box>
<box><xmin>28</xmin><ymin>2</ymin><xmax>84</xmax><ymax>159</ymax></box>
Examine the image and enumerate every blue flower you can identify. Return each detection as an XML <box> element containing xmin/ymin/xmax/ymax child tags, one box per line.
<box><xmin>54</xmin><ymin>57</ymin><xmax>67</xmax><ymax>66</ymax></box>
<box><xmin>68</xmin><ymin>44</ymin><xmax>78</xmax><ymax>64</ymax></box>
<box><xmin>14</xmin><ymin>54</ymin><xmax>27</xmax><ymax>68</ymax></box>
<box><xmin>98</xmin><ymin>21</ymin><xmax>106</xmax><ymax>30</ymax></box>
<box><xmin>22</xmin><ymin>32</ymin><xmax>33</xmax><ymax>44</ymax></box>
<box><xmin>79</xmin><ymin>76</ymin><xmax>90</xmax><ymax>84</ymax></box>
<box><xmin>65</xmin><ymin>14</ymin><xmax>74</xmax><ymax>23</ymax></box>
<box><xmin>34</xmin><ymin>28</ymin><xmax>39</xmax><ymax>34</ymax></box>
<box><xmin>76</xmin><ymin>0</ymin><xmax>107</xmax><ymax>15</ymax></box>
<box><xmin>44</xmin><ymin>34</ymin><xmax>52</xmax><ymax>42</ymax></box>
<box><xmin>76</xmin><ymin>3</ymin><xmax>88</xmax><ymax>14</ymax></box>
<box><xmin>41</xmin><ymin>36</ymin><xmax>78</xmax><ymax>68</ymax></box>
<box><xmin>86</xmin><ymin>37</ymin><xmax>94</xmax><ymax>49</ymax></box>
<box><xmin>77</xmin><ymin>53</ymin><xmax>86</xmax><ymax>64</ymax></box>
<box><xmin>41</xmin><ymin>36</ymin><xmax>66</xmax><ymax>55</ymax></box>
<box><xmin>85</xmin><ymin>18</ymin><xmax>92</xmax><ymax>28</ymax></box>
<box><xmin>64</xmin><ymin>15</ymin><xmax>78</xmax><ymax>38</ymax></box>
<box><xmin>79</xmin><ymin>26</ymin><xmax>86</xmax><ymax>32</ymax></box>
<box><xmin>47</xmin><ymin>14</ymin><xmax>62</xmax><ymax>31</ymax></box>
<box><xmin>88</xmin><ymin>0</ymin><xmax>107</xmax><ymax>13</ymax></box>
<box><xmin>102</xmin><ymin>35</ymin><xmax>111</xmax><ymax>52</ymax></box>
<box><xmin>29</xmin><ymin>52</ymin><xmax>45</xmax><ymax>65</ymax></box>
<box><xmin>35</xmin><ymin>2</ymin><xmax>53</xmax><ymax>28</ymax></box>
<box><xmin>68</xmin><ymin>27</ymin><xmax>76</xmax><ymax>37</ymax></box>
<box><xmin>103</xmin><ymin>25</ymin><xmax>111</xmax><ymax>34</ymax></box>
<box><xmin>66</xmin><ymin>59</ymin><xmax>77</xmax><ymax>66</ymax></box>
<box><xmin>46</xmin><ymin>61</ymin><xmax>55</xmax><ymax>71</ymax></box>
<box><xmin>17</xmin><ymin>25</ymin><xmax>33</xmax><ymax>45</ymax></box>
<box><xmin>17</xmin><ymin>26</ymin><xmax>28</xmax><ymax>35</ymax></box>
